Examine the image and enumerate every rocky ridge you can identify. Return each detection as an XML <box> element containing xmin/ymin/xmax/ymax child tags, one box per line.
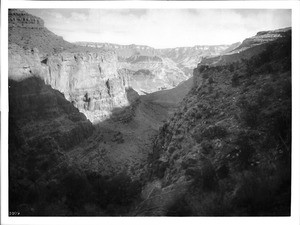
<box><xmin>201</xmin><ymin>27</ymin><xmax>291</xmax><ymax>66</ymax></box>
<box><xmin>142</xmin><ymin>27</ymin><xmax>291</xmax><ymax>216</ymax></box>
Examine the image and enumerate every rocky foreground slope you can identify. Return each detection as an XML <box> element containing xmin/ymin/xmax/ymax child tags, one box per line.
<box><xmin>141</xmin><ymin>27</ymin><xmax>291</xmax><ymax>216</ymax></box>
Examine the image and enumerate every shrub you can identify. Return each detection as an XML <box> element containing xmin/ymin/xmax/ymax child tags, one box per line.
<box><xmin>166</xmin><ymin>195</ymin><xmax>193</xmax><ymax>216</ymax></box>
<box><xmin>231</xmin><ymin>168</ymin><xmax>290</xmax><ymax>215</ymax></box>
<box><xmin>199</xmin><ymin>65</ymin><xmax>209</xmax><ymax>73</ymax></box>
<box><xmin>234</xmin><ymin>132</ymin><xmax>255</xmax><ymax>169</ymax></box>
<box><xmin>201</xmin><ymin>125</ymin><xmax>228</xmax><ymax>140</ymax></box>
<box><xmin>229</xmin><ymin>64</ymin><xmax>235</xmax><ymax>72</ymax></box>
<box><xmin>236</xmin><ymin>98</ymin><xmax>260</xmax><ymax>128</ymax></box>
<box><xmin>202</xmin><ymin>72</ymin><xmax>209</xmax><ymax>79</ymax></box>
<box><xmin>231</xmin><ymin>73</ymin><xmax>240</xmax><ymax>87</ymax></box>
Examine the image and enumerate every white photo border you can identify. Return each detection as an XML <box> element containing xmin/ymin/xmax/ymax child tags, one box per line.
<box><xmin>1</xmin><ymin>1</ymin><xmax>299</xmax><ymax>225</ymax></box>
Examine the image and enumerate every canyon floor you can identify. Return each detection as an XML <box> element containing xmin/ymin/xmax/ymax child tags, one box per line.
<box><xmin>67</xmin><ymin>78</ymin><xmax>192</xmax><ymax>180</ymax></box>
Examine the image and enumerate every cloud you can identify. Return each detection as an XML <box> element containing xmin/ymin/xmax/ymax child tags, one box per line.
<box><xmin>25</xmin><ymin>9</ymin><xmax>291</xmax><ymax>48</ymax></box>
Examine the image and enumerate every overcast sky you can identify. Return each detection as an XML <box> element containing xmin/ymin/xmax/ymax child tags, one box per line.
<box><xmin>25</xmin><ymin>9</ymin><xmax>291</xmax><ymax>48</ymax></box>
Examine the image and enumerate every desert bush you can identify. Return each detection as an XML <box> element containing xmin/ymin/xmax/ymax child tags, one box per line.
<box><xmin>229</xmin><ymin>64</ymin><xmax>235</xmax><ymax>72</ymax></box>
<box><xmin>166</xmin><ymin>195</ymin><xmax>193</xmax><ymax>216</ymax></box>
<box><xmin>105</xmin><ymin>173</ymin><xmax>142</xmax><ymax>207</ymax></box>
<box><xmin>231</xmin><ymin>73</ymin><xmax>240</xmax><ymax>87</ymax></box>
<box><xmin>236</xmin><ymin>97</ymin><xmax>260</xmax><ymax>128</ymax></box>
<box><xmin>199</xmin><ymin>65</ymin><xmax>209</xmax><ymax>73</ymax></box>
<box><xmin>233</xmin><ymin>131</ymin><xmax>256</xmax><ymax>169</ymax></box>
<box><xmin>261</xmin><ymin>83</ymin><xmax>275</xmax><ymax>97</ymax></box>
<box><xmin>231</xmin><ymin>168</ymin><xmax>290</xmax><ymax>215</ymax></box>
<box><xmin>201</xmin><ymin>125</ymin><xmax>228</xmax><ymax>140</ymax></box>
<box><xmin>202</xmin><ymin>72</ymin><xmax>209</xmax><ymax>79</ymax></box>
<box><xmin>259</xmin><ymin>63</ymin><xmax>274</xmax><ymax>74</ymax></box>
<box><xmin>85</xmin><ymin>171</ymin><xmax>142</xmax><ymax>212</ymax></box>
<box><xmin>62</xmin><ymin>171</ymin><xmax>92</xmax><ymax>213</ymax></box>
<box><xmin>200</xmin><ymin>140</ymin><xmax>213</xmax><ymax>154</ymax></box>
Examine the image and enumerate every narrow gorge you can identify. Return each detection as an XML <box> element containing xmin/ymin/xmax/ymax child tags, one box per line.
<box><xmin>8</xmin><ymin>9</ymin><xmax>291</xmax><ymax>216</ymax></box>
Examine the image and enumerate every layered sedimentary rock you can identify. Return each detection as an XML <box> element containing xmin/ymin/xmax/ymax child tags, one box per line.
<box><xmin>9</xmin><ymin>43</ymin><xmax>133</xmax><ymax>123</ymax></box>
<box><xmin>9</xmin><ymin>9</ymin><xmax>44</xmax><ymax>28</ymax></box>
<box><xmin>8</xmin><ymin>9</ymin><xmax>138</xmax><ymax>123</ymax></box>
<box><xmin>9</xmin><ymin>9</ymin><xmax>74</xmax><ymax>54</ymax></box>
<box><xmin>76</xmin><ymin>42</ymin><xmax>238</xmax><ymax>69</ymax></box>
<box><xmin>118</xmin><ymin>56</ymin><xmax>189</xmax><ymax>94</ymax></box>
<box><xmin>75</xmin><ymin>42</ymin><xmax>240</xmax><ymax>94</ymax></box>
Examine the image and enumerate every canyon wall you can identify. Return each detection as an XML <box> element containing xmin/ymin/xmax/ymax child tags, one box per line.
<box><xmin>9</xmin><ymin>44</ymin><xmax>133</xmax><ymax>123</ymax></box>
<box><xmin>8</xmin><ymin>9</ymin><xmax>136</xmax><ymax>123</ymax></box>
<box><xmin>75</xmin><ymin>42</ymin><xmax>240</xmax><ymax>94</ymax></box>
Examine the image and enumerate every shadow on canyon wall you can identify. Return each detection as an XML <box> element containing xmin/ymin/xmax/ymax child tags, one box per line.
<box><xmin>9</xmin><ymin>77</ymin><xmax>149</xmax><ymax>216</ymax></box>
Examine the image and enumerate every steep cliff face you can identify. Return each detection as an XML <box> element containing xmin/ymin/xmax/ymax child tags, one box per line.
<box><xmin>119</xmin><ymin>56</ymin><xmax>189</xmax><ymax>94</ymax></box>
<box><xmin>76</xmin><ymin>42</ymin><xmax>237</xmax><ymax>69</ymax></box>
<box><xmin>8</xmin><ymin>9</ymin><xmax>140</xmax><ymax>123</ymax></box>
<box><xmin>143</xmin><ymin>29</ymin><xmax>291</xmax><ymax>216</ymax></box>
<box><xmin>9</xmin><ymin>44</ymin><xmax>133</xmax><ymax>123</ymax></box>
<box><xmin>76</xmin><ymin>42</ymin><xmax>238</xmax><ymax>94</ymax></box>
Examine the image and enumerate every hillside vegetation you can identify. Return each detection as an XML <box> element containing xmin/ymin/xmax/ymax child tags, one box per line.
<box><xmin>146</xmin><ymin>33</ymin><xmax>291</xmax><ymax>216</ymax></box>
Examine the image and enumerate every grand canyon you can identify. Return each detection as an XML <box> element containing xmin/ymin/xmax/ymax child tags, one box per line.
<box><xmin>8</xmin><ymin>9</ymin><xmax>291</xmax><ymax>216</ymax></box>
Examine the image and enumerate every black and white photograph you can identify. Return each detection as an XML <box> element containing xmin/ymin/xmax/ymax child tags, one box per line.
<box><xmin>1</xmin><ymin>1</ymin><xmax>300</xmax><ymax>224</ymax></box>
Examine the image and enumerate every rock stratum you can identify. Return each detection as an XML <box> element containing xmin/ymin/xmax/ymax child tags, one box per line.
<box><xmin>75</xmin><ymin>42</ymin><xmax>239</xmax><ymax>94</ymax></box>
